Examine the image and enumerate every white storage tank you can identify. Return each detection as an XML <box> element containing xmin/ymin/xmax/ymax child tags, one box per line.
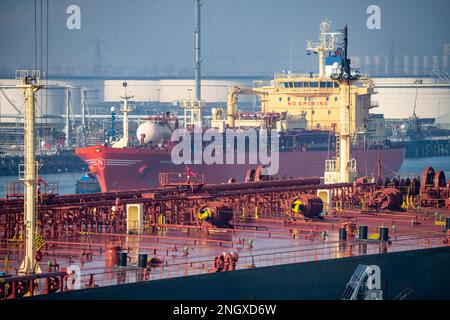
<box><xmin>0</xmin><ymin>79</ymin><xmax>80</xmax><ymax>123</ymax></box>
<box><xmin>103</xmin><ymin>79</ymin><xmax>254</xmax><ymax>103</ymax></box>
<box><xmin>136</xmin><ymin>120</ymin><xmax>172</xmax><ymax>145</ymax></box>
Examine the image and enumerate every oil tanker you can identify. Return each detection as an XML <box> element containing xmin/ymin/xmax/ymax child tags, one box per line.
<box><xmin>75</xmin><ymin>20</ymin><xmax>405</xmax><ymax>193</ymax></box>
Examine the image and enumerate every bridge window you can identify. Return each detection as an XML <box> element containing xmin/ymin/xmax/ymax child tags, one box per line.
<box><xmin>310</xmin><ymin>82</ymin><xmax>318</xmax><ymax>88</ymax></box>
<box><xmin>303</xmin><ymin>82</ymin><xmax>310</xmax><ymax>88</ymax></box>
<box><xmin>284</xmin><ymin>82</ymin><xmax>294</xmax><ymax>88</ymax></box>
<box><xmin>320</xmin><ymin>82</ymin><xmax>327</xmax><ymax>88</ymax></box>
<box><xmin>294</xmin><ymin>82</ymin><xmax>303</xmax><ymax>88</ymax></box>
<box><xmin>334</xmin><ymin>82</ymin><xmax>340</xmax><ymax>88</ymax></box>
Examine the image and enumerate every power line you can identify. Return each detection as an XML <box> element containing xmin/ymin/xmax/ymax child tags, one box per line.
<box><xmin>40</xmin><ymin>0</ymin><xmax>43</xmax><ymax>125</ymax></box>
<box><xmin>107</xmin><ymin>0</ymin><xmax>156</xmax><ymax>67</ymax></box>
<box><xmin>228</xmin><ymin>0</ymin><xmax>269</xmax><ymax>69</ymax></box>
<box><xmin>40</xmin><ymin>0</ymin><xmax>43</xmax><ymax>74</ymax></box>
<box><xmin>46</xmin><ymin>0</ymin><xmax>49</xmax><ymax>123</ymax></box>
<box><xmin>245</xmin><ymin>0</ymin><xmax>277</xmax><ymax>71</ymax></box>
<box><xmin>203</xmin><ymin>8</ymin><xmax>239</xmax><ymax>74</ymax></box>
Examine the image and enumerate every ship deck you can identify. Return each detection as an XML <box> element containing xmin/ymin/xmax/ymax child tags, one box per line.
<box><xmin>1</xmin><ymin>207</ymin><xmax>449</xmax><ymax>294</ymax></box>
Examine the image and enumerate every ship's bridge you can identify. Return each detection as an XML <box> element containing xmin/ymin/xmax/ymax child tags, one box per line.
<box><xmin>255</xmin><ymin>72</ymin><xmax>375</xmax><ymax>135</ymax></box>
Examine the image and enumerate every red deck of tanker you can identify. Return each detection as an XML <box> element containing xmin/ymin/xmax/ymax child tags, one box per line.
<box><xmin>1</xmin><ymin>166</ymin><xmax>449</xmax><ymax>299</ymax></box>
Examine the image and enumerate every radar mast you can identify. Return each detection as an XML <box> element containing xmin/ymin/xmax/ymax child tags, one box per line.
<box><xmin>306</xmin><ymin>19</ymin><xmax>340</xmax><ymax>78</ymax></box>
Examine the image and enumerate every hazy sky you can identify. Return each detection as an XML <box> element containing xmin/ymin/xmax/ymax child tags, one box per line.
<box><xmin>0</xmin><ymin>0</ymin><xmax>449</xmax><ymax>75</ymax></box>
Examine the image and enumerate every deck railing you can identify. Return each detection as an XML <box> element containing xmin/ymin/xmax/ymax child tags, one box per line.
<box><xmin>1</xmin><ymin>233</ymin><xmax>448</xmax><ymax>299</ymax></box>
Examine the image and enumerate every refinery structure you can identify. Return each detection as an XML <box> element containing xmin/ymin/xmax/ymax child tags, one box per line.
<box><xmin>1</xmin><ymin>75</ymin><xmax>449</xmax><ymax>172</ymax></box>
<box><xmin>2</xmin><ymin>74</ymin><xmax>450</xmax><ymax>177</ymax></box>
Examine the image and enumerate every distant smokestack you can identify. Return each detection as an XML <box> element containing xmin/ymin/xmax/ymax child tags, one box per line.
<box><xmin>423</xmin><ymin>56</ymin><xmax>430</xmax><ymax>74</ymax></box>
<box><xmin>351</xmin><ymin>56</ymin><xmax>361</xmax><ymax>69</ymax></box>
<box><xmin>403</xmin><ymin>56</ymin><xmax>410</xmax><ymax>75</ymax></box>
<box><xmin>443</xmin><ymin>55</ymin><xmax>449</xmax><ymax>72</ymax></box>
<box><xmin>374</xmin><ymin>56</ymin><xmax>381</xmax><ymax>75</ymax></box>
<box><xmin>383</xmin><ymin>56</ymin><xmax>390</xmax><ymax>76</ymax></box>
<box><xmin>432</xmin><ymin>56</ymin><xmax>440</xmax><ymax>71</ymax></box>
<box><xmin>364</xmin><ymin>56</ymin><xmax>371</xmax><ymax>75</ymax></box>
<box><xmin>413</xmin><ymin>56</ymin><xmax>420</xmax><ymax>75</ymax></box>
<box><xmin>394</xmin><ymin>56</ymin><xmax>401</xmax><ymax>75</ymax></box>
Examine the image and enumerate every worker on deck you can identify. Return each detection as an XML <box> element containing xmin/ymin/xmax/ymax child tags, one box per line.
<box><xmin>88</xmin><ymin>274</ymin><xmax>96</xmax><ymax>288</ymax></box>
<box><xmin>392</xmin><ymin>223</ymin><xmax>397</xmax><ymax>233</ymax></box>
<box><xmin>230</xmin><ymin>252</ymin><xmax>239</xmax><ymax>270</ymax></box>
<box><xmin>212</xmin><ymin>254</ymin><xmax>225</xmax><ymax>272</ymax></box>
<box><xmin>143</xmin><ymin>266</ymin><xmax>151</xmax><ymax>280</ymax></box>
<box><xmin>47</xmin><ymin>260</ymin><xmax>52</xmax><ymax>272</ymax></box>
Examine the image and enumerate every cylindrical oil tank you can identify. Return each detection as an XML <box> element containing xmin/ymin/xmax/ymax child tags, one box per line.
<box><xmin>136</xmin><ymin>120</ymin><xmax>172</xmax><ymax>145</ymax></box>
<box><xmin>197</xmin><ymin>202</ymin><xmax>233</xmax><ymax>228</ymax></box>
<box><xmin>290</xmin><ymin>194</ymin><xmax>323</xmax><ymax>218</ymax></box>
<box><xmin>0</xmin><ymin>79</ymin><xmax>81</xmax><ymax>124</ymax></box>
<box><xmin>370</xmin><ymin>188</ymin><xmax>403</xmax><ymax>210</ymax></box>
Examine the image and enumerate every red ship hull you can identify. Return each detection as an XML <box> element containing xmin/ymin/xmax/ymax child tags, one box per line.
<box><xmin>75</xmin><ymin>146</ymin><xmax>405</xmax><ymax>192</ymax></box>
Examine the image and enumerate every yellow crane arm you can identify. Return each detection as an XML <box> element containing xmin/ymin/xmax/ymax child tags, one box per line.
<box><xmin>226</xmin><ymin>85</ymin><xmax>266</xmax><ymax>127</ymax></box>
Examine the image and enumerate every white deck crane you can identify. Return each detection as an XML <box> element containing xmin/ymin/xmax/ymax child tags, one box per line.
<box><xmin>325</xmin><ymin>25</ymin><xmax>357</xmax><ymax>184</ymax></box>
<box><xmin>226</xmin><ymin>85</ymin><xmax>266</xmax><ymax>128</ymax></box>
<box><xmin>16</xmin><ymin>70</ymin><xmax>42</xmax><ymax>274</ymax></box>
